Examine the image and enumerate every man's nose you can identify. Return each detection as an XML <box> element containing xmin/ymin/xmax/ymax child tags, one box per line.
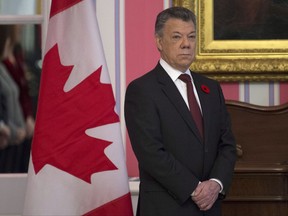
<box><xmin>180</xmin><ymin>37</ymin><xmax>190</xmax><ymax>48</ymax></box>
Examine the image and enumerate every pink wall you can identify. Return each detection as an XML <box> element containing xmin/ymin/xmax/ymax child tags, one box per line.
<box><xmin>125</xmin><ymin>0</ymin><xmax>164</xmax><ymax>177</ymax></box>
<box><xmin>280</xmin><ymin>83</ymin><xmax>288</xmax><ymax>104</ymax></box>
<box><xmin>221</xmin><ymin>83</ymin><xmax>239</xmax><ymax>100</ymax></box>
<box><xmin>125</xmin><ymin>0</ymin><xmax>163</xmax><ymax>86</ymax></box>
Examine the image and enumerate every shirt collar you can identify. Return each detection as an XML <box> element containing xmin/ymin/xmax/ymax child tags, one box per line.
<box><xmin>159</xmin><ymin>58</ymin><xmax>193</xmax><ymax>82</ymax></box>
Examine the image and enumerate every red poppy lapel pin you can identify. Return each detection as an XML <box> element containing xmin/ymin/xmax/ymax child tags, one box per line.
<box><xmin>201</xmin><ymin>85</ymin><xmax>210</xmax><ymax>94</ymax></box>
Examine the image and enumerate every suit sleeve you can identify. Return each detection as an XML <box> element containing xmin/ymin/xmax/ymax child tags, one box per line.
<box><xmin>209</xmin><ymin>83</ymin><xmax>237</xmax><ymax>196</ymax></box>
<box><xmin>125</xmin><ymin>80</ymin><xmax>199</xmax><ymax>204</ymax></box>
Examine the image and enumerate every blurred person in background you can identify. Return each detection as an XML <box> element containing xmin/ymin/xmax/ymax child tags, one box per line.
<box><xmin>0</xmin><ymin>25</ymin><xmax>33</xmax><ymax>172</ymax></box>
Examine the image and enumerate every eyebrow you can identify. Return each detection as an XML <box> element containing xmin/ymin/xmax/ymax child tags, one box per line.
<box><xmin>172</xmin><ymin>31</ymin><xmax>196</xmax><ymax>34</ymax></box>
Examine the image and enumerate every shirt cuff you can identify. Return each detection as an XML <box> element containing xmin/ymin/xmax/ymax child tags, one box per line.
<box><xmin>191</xmin><ymin>181</ymin><xmax>201</xmax><ymax>196</ymax></box>
<box><xmin>210</xmin><ymin>178</ymin><xmax>223</xmax><ymax>193</ymax></box>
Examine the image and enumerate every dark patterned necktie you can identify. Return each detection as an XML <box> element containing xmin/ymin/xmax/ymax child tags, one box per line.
<box><xmin>178</xmin><ymin>74</ymin><xmax>203</xmax><ymax>138</ymax></box>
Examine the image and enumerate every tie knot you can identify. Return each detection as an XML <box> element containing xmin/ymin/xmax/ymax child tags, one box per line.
<box><xmin>178</xmin><ymin>74</ymin><xmax>191</xmax><ymax>83</ymax></box>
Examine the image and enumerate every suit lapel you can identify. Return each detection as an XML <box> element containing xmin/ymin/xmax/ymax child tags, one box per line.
<box><xmin>155</xmin><ymin>65</ymin><xmax>203</xmax><ymax>142</ymax></box>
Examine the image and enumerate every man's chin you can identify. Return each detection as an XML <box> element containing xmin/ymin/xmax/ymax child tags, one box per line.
<box><xmin>179</xmin><ymin>56</ymin><xmax>194</xmax><ymax>62</ymax></box>
<box><xmin>179</xmin><ymin>60</ymin><xmax>193</xmax><ymax>68</ymax></box>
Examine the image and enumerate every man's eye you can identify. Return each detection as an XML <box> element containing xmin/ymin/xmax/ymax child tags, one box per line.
<box><xmin>172</xmin><ymin>35</ymin><xmax>181</xmax><ymax>39</ymax></box>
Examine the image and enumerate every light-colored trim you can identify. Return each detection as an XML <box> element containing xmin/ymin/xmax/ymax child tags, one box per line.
<box><xmin>274</xmin><ymin>83</ymin><xmax>280</xmax><ymax>105</ymax></box>
<box><xmin>163</xmin><ymin>0</ymin><xmax>170</xmax><ymax>8</ymax></box>
<box><xmin>0</xmin><ymin>15</ymin><xmax>42</xmax><ymax>24</ymax></box>
<box><xmin>129</xmin><ymin>180</ymin><xmax>140</xmax><ymax>195</ymax></box>
<box><xmin>41</xmin><ymin>0</ymin><xmax>51</xmax><ymax>59</ymax></box>
<box><xmin>119</xmin><ymin>0</ymin><xmax>127</xmax><ymax>152</ymax></box>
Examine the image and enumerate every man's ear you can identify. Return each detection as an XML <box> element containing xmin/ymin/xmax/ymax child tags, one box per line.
<box><xmin>155</xmin><ymin>35</ymin><xmax>162</xmax><ymax>51</ymax></box>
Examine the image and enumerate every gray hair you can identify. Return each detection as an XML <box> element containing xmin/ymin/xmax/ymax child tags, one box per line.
<box><xmin>155</xmin><ymin>7</ymin><xmax>196</xmax><ymax>37</ymax></box>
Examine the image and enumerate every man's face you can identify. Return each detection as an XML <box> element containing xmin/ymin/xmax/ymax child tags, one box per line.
<box><xmin>156</xmin><ymin>18</ymin><xmax>196</xmax><ymax>72</ymax></box>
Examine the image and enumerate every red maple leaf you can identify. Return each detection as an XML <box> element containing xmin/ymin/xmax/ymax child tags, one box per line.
<box><xmin>32</xmin><ymin>44</ymin><xmax>118</xmax><ymax>183</ymax></box>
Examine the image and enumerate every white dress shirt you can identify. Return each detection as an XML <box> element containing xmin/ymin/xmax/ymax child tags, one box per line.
<box><xmin>159</xmin><ymin>58</ymin><xmax>202</xmax><ymax>114</ymax></box>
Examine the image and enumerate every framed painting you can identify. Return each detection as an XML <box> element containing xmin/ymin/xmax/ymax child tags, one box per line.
<box><xmin>173</xmin><ymin>0</ymin><xmax>288</xmax><ymax>82</ymax></box>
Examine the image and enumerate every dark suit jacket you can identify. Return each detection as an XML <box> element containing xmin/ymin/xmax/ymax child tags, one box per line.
<box><xmin>125</xmin><ymin>63</ymin><xmax>236</xmax><ymax>216</ymax></box>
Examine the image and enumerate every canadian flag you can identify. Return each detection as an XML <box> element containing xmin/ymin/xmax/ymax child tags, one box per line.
<box><xmin>23</xmin><ymin>0</ymin><xmax>133</xmax><ymax>215</ymax></box>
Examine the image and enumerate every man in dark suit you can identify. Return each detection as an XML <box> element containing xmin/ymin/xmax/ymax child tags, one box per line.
<box><xmin>125</xmin><ymin>6</ymin><xmax>237</xmax><ymax>216</ymax></box>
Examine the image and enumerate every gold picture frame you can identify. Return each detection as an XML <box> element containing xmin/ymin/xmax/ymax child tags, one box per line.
<box><xmin>173</xmin><ymin>0</ymin><xmax>288</xmax><ymax>82</ymax></box>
